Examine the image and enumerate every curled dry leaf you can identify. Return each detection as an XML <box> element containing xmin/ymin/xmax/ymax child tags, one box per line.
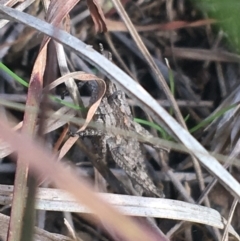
<box><xmin>58</xmin><ymin>134</ymin><xmax>79</xmax><ymax>160</ymax></box>
<box><xmin>87</xmin><ymin>0</ymin><xmax>107</xmax><ymax>33</ymax></box>
<box><xmin>44</xmin><ymin>71</ymin><xmax>106</xmax><ymax>131</ymax></box>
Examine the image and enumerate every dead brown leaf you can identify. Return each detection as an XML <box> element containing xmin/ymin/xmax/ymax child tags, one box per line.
<box><xmin>58</xmin><ymin>134</ymin><xmax>79</xmax><ymax>160</ymax></box>
<box><xmin>45</xmin><ymin>0</ymin><xmax>80</xmax><ymax>26</ymax></box>
<box><xmin>40</xmin><ymin>0</ymin><xmax>80</xmax><ymax>49</ymax></box>
<box><xmin>7</xmin><ymin>9</ymin><xmax>50</xmax><ymax>239</ymax></box>
<box><xmin>87</xmin><ymin>0</ymin><xmax>107</xmax><ymax>33</ymax></box>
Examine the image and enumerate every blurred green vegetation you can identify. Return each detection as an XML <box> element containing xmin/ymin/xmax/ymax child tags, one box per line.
<box><xmin>194</xmin><ymin>0</ymin><xmax>240</xmax><ymax>50</ymax></box>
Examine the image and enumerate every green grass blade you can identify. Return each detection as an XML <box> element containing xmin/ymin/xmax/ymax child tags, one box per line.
<box><xmin>0</xmin><ymin>62</ymin><xmax>29</xmax><ymax>87</ymax></box>
<box><xmin>0</xmin><ymin>62</ymin><xmax>87</xmax><ymax>111</ymax></box>
<box><xmin>49</xmin><ymin>95</ymin><xmax>86</xmax><ymax>111</ymax></box>
<box><xmin>134</xmin><ymin>118</ymin><xmax>168</xmax><ymax>139</ymax></box>
<box><xmin>190</xmin><ymin>103</ymin><xmax>238</xmax><ymax>133</ymax></box>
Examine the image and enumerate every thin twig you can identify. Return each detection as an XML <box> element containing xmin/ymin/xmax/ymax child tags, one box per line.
<box><xmin>222</xmin><ymin>198</ymin><xmax>238</xmax><ymax>241</ymax></box>
<box><xmin>111</xmin><ymin>0</ymin><xmax>186</xmax><ymax>126</ymax></box>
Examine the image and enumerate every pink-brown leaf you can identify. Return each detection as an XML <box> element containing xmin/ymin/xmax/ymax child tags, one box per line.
<box><xmin>87</xmin><ymin>0</ymin><xmax>107</xmax><ymax>33</ymax></box>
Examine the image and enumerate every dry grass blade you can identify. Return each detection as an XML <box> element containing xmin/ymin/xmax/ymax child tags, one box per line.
<box><xmin>110</xmin><ymin>0</ymin><xmax>186</xmax><ymax>128</ymax></box>
<box><xmin>45</xmin><ymin>0</ymin><xmax>106</xmax><ymax>34</ymax></box>
<box><xmin>0</xmin><ymin>185</ymin><xmax>239</xmax><ymax>239</ymax></box>
<box><xmin>58</xmin><ymin>134</ymin><xmax>78</xmax><ymax>160</ymax></box>
<box><xmin>0</xmin><ymin>139</ymin><xmax>12</xmax><ymax>158</ymax></box>
<box><xmin>0</xmin><ymin>119</ymin><xmax>169</xmax><ymax>241</ymax></box>
<box><xmin>44</xmin><ymin>106</ymin><xmax>76</xmax><ymax>133</ymax></box>
<box><xmin>0</xmin><ymin>213</ymin><xmax>71</xmax><ymax>241</ymax></box>
<box><xmin>105</xmin><ymin>18</ymin><xmax>217</xmax><ymax>32</ymax></box>
<box><xmin>0</xmin><ymin>94</ymin><xmax>214</xmax><ymax>108</ymax></box>
<box><xmin>1</xmin><ymin>0</ymin><xmax>23</xmax><ymax>7</ymax></box>
<box><xmin>222</xmin><ymin>197</ymin><xmax>238</xmax><ymax>241</ymax></box>
<box><xmin>1</xmin><ymin>98</ymin><xmax>240</xmax><ymax>169</ymax></box>
<box><xmin>6</xmin><ymin>26</ymin><xmax>48</xmax><ymax>241</ymax></box>
<box><xmin>0</xmin><ymin>106</ymin><xmax>76</xmax><ymax>159</ymax></box>
<box><xmin>43</xmin><ymin>0</ymin><xmax>85</xmax><ymax>120</ymax></box>
<box><xmin>0</xmin><ymin>0</ymin><xmax>36</xmax><ymax>28</ymax></box>
<box><xmin>164</xmin><ymin>47</ymin><xmax>240</xmax><ymax>63</ymax></box>
<box><xmin>55</xmin><ymin>42</ymin><xmax>84</xmax><ymax>117</ymax></box>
